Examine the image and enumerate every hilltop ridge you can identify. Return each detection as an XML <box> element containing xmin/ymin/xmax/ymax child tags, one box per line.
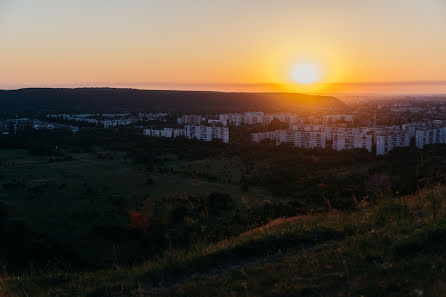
<box><xmin>0</xmin><ymin>88</ymin><xmax>347</xmax><ymax>113</ymax></box>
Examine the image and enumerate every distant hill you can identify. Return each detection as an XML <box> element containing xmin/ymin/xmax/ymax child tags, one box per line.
<box><xmin>0</xmin><ymin>88</ymin><xmax>347</xmax><ymax>113</ymax></box>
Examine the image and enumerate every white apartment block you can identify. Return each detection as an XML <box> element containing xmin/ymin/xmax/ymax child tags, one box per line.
<box><xmin>332</xmin><ymin>133</ymin><xmax>347</xmax><ymax>151</ymax></box>
<box><xmin>144</xmin><ymin>125</ymin><xmax>229</xmax><ymax>143</ymax></box>
<box><xmin>354</xmin><ymin>134</ymin><xmax>373</xmax><ymax>152</ymax></box>
<box><xmin>376</xmin><ymin>132</ymin><xmax>410</xmax><ymax>155</ymax></box>
<box><xmin>208</xmin><ymin>119</ymin><xmax>228</xmax><ymax>126</ymax></box>
<box><xmin>212</xmin><ymin>126</ymin><xmax>230</xmax><ymax>143</ymax></box>
<box><xmin>138</xmin><ymin>113</ymin><xmax>169</xmax><ymax>120</ymax></box>
<box><xmin>294</xmin><ymin>131</ymin><xmax>326</xmax><ymax>149</ymax></box>
<box><xmin>102</xmin><ymin>119</ymin><xmax>137</xmax><ymax>128</ymax></box>
<box><xmin>265</xmin><ymin>114</ymin><xmax>300</xmax><ymax>125</ymax></box>
<box><xmin>333</xmin><ymin>129</ymin><xmax>373</xmax><ymax>152</ymax></box>
<box><xmin>416</xmin><ymin>130</ymin><xmax>431</xmax><ymax>149</ymax></box>
<box><xmin>47</xmin><ymin>114</ymin><xmax>138</xmax><ymax>128</ymax></box>
<box><xmin>244</xmin><ymin>112</ymin><xmax>264</xmax><ymax>125</ymax></box>
<box><xmin>219</xmin><ymin>112</ymin><xmax>300</xmax><ymax>126</ymax></box>
<box><xmin>415</xmin><ymin>128</ymin><xmax>446</xmax><ymax>149</ymax></box>
<box><xmin>185</xmin><ymin>125</ymin><xmax>229</xmax><ymax>143</ymax></box>
<box><xmin>219</xmin><ymin>113</ymin><xmax>244</xmax><ymax>126</ymax></box>
<box><xmin>143</xmin><ymin>128</ymin><xmax>185</xmax><ymax>138</ymax></box>
<box><xmin>322</xmin><ymin>115</ymin><xmax>354</xmax><ymax>125</ymax></box>
<box><xmin>251</xmin><ymin>132</ymin><xmax>276</xmax><ymax>143</ymax></box>
<box><xmin>291</xmin><ymin>124</ymin><xmax>323</xmax><ymax>132</ymax></box>
<box><xmin>275</xmin><ymin>130</ymin><xmax>295</xmax><ymax>145</ymax></box>
<box><xmin>402</xmin><ymin>122</ymin><xmax>427</xmax><ymax>138</ymax></box>
<box><xmin>185</xmin><ymin>125</ymin><xmax>212</xmax><ymax>142</ymax></box>
<box><xmin>181</xmin><ymin>114</ymin><xmax>202</xmax><ymax>125</ymax></box>
<box><xmin>252</xmin><ymin>130</ymin><xmax>326</xmax><ymax>149</ymax></box>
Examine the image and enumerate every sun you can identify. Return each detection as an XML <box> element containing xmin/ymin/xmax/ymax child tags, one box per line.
<box><xmin>291</xmin><ymin>62</ymin><xmax>321</xmax><ymax>84</ymax></box>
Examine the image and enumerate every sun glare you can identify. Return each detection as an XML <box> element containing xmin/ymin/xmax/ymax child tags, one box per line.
<box><xmin>291</xmin><ymin>62</ymin><xmax>321</xmax><ymax>84</ymax></box>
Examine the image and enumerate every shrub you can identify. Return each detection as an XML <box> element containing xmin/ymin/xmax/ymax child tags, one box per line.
<box><xmin>371</xmin><ymin>200</ymin><xmax>410</xmax><ymax>226</ymax></box>
<box><xmin>0</xmin><ymin>201</ymin><xmax>8</xmax><ymax>232</ymax></box>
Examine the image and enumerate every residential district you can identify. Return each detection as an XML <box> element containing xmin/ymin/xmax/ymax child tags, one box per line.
<box><xmin>3</xmin><ymin>100</ymin><xmax>446</xmax><ymax>155</ymax></box>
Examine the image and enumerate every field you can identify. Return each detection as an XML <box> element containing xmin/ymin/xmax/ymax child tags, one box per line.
<box><xmin>2</xmin><ymin>129</ymin><xmax>446</xmax><ymax>297</ymax></box>
<box><xmin>0</xmin><ymin>148</ymin><xmax>274</xmax><ymax>269</ymax></box>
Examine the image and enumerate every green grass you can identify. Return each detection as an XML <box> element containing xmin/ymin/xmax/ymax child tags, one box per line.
<box><xmin>0</xmin><ymin>149</ymin><xmax>275</xmax><ymax>268</ymax></box>
<box><xmin>2</xmin><ymin>185</ymin><xmax>446</xmax><ymax>297</ymax></box>
<box><xmin>2</xmin><ymin>144</ymin><xmax>446</xmax><ymax>297</ymax></box>
<box><xmin>148</xmin><ymin>186</ymin><xmax>446</xmax><ymax>297</ymax></box>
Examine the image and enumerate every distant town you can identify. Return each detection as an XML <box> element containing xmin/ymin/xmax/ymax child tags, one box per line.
<box><xmin>2</xmin><ymin>98</ymin><xmax>446</xmax><ymax>156</ymax></box>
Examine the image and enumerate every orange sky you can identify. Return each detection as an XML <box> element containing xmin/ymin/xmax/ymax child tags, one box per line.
<box><xmin>1</xmin><ymin>0</ymin><xmax>446</xmax><ymax>93</ymax></box>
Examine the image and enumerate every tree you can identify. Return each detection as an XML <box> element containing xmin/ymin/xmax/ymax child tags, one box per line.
<box><xmin>267</xmin><ymin>118</ymin><xmax>289</xmax><ymax>131</ymax></box>
<box><xmin>0</xmin><ymin>201</ymin><xmax>8</xmax><ymax>232</ymax></box>
<box><xmin>8</xmin><ymin>122</ymin><xmax>15</xmax><ymax>135</ymax></box>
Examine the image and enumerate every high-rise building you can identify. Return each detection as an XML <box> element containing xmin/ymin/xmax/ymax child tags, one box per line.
<box><xmin>333</xmin><ymin>129</ymin><xmax>373</xmax><ymax>152</ymax></box>
<box><xmin>182</xmin><ymin>114</ymin><xmax>202</xmax><ymax>125</ymax></box>
<box><xmin>294</xmin><ymin>131</ymin><xmax>326</xmax><ymax>149</ymax></box>
<box><xmin>184</xmin><ymin>125</ymin><xmax>229</xmax><ymax>143</ymax></box>
<box><xmin>322</xmin><ymin>115</ymin><xmax>354</xmax><ymax>125</ymax></box>
<box><xmin>376</xmin><ymin>132</ymin><xmax>410</xmax><ymax>155</ymax></box>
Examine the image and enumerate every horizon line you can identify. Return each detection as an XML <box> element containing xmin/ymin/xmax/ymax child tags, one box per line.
<box><xmin>2</xmin><ymin>80</ymin><xmax>446</xmax><ymax>95</ymax></box>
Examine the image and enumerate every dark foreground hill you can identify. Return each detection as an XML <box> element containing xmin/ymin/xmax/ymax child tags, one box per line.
<box><xmin>2</xmin><ymin>128</ymin><xmax>446</xmax><ymax>296</ymax></box>
<box><xmin>0</xmin><ymin>88</ymin><xmax>346</xmax><ymax>113</ymax></box>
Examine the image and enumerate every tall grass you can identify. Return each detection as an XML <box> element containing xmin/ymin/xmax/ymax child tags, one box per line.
<box><xmin>2</xmin><ymin>185</ymin><xmax>446</xmax><ymax>297</ymax></box>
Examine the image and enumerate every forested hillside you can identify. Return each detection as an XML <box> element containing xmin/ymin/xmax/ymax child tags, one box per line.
<box><xmin>0</xmin><ymin>88</ymin><xmax>347</xmax><ymax>113</ymax></box>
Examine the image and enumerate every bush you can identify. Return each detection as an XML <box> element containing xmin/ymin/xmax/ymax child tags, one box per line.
<box><xmin>207</xmin><ymin>192</ymin><xmax>234</xmax><ymax>211</ymax></box>
<box><xmin>371</xmin><ymin>200</ymin><xmax>410</xmax><ymax>226</ymax></box>
<box><xmin>145</xmin><ymin>176</ymin><xmax>155</xmax><ymax>185</ymax></box>
<box><xmin>0</xmin><ymin>201</ymin><xmax>8</xmax><ymax>232</ymax></box>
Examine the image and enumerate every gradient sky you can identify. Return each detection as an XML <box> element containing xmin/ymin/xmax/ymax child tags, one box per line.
<box><xmin>1</xmin><ymin>0</ymin><xmax>446</xmax><ymax>93</ymax></box>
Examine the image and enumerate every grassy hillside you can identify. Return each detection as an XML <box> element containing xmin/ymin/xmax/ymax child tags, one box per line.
<box><xmin>0</xmin><ymin>88</ymin><xmax>347</xmax><ymax>113</ymax></box>
<box><xmin>2</xmin><ymin>185</ymin><xmax>446</xmax><ymax>297</ymax></box>
<box><xmin>0</xmin><ymin>148</ymin><xmax>274</xmax><ymax>271</ymax></box>
<box><xmin>1</xmin><ymin>129</ymin><xmax>446</xmax><ymax>296</ymax></box>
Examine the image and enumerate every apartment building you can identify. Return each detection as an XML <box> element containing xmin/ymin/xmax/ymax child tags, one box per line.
<box><xmin>182</xmin><ymin>114</ymin><xmax>202</xmax><ymax>125</ymax></box>
<box><xmin>219</xmin><ymin>113</ymin><xmax>244</xmax><ymax>126</ymax></box>
<box><xmin>219</xmin><ymin>112</ymin><xmax>300</xmax><ymax>126</ymax></box>
<box><xmin>185</xmin><ymin>125</ymin><xmax>229</xmax><ymax>143</ymax></box>
<box><xmin>144</xmin><ymin>125</ymin><xmax>228</xmax><ymax>143</ymax></box>
<box><xmin>251</xmin><ymin>130</ymin><xmax>326</xmax><ymax>149</ymax></box>
<box><xmin>353</xmin><ymin>134</ymin><xmax>373</xmax><ymax>152</ymax></box>
<box><xmin>376</xmin><ymin>132</ymin><xmax>410</xmax><ymax>155</ymax></box>
<box><xmin>402</xmin><ymin>122</ymin><xmax>427</xmax><ymax>138</ymax></box>
<box><xmin>102</xmin><ymin>119</ymin><xmax>138</xmax><ymax>128</ymax></box>
<box><xmin>244</xmin><ymin>112</ymin><xmax>264</xmax><ymax>125</ymax></box>
<box><xmin>322</xmin><ymin>115</ymin><xmax>354</xmax><ymax>125</ymax></box>
<box><xmin>211</xmin><ymin>126</ymin><xmax>230</xmax><ymax>143</ymax></box>
<box><xmin>333</xmin><ymin>129</ymin><xmax>372</xmax><ymax>152</ymax></box>
<box><xmin>265</xmin><ymin>114</ymin><xmax>300</xmax><ymax>125</ymax></box>
<box><xmin>185</xmin><ymin>125</ymin><xmax>212</xmax><ymax>141</ymax></box>
<box><xmin>275</xmin><ymin>130</ymin><xmax>295</xmax><ymax>145</ymax></box>
<box><xmin>415</xmin><ymin>128</ymin><xmax>446</xmax><ymax>149</ymax></box>
<box><xmin>294</xmin><ymin>131</ymin><xmax>326</xmax><ymax>149</ymax></box>
<box><xmin>251</xmin><ymin>132</ymin><xmax>276</xmax><ymax>143</ymax></box>
<box><xmin>143</xmin><ymin>128</ymin><xmax>184</xmax><ymax>138</ymax></box>
<box><xmin>207</xmin><ymin>119</ymin><xmax>228</xmax><ymax>126</ymax></box>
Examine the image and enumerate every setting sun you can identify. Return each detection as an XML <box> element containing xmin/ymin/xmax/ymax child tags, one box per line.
<box><xmin>291</xmin><ymin>62</ymin><xmax>321</xmax><ymax>85</ymax></box>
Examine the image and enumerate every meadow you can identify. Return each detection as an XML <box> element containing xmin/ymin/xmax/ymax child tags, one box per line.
<box><xmin>1</xmin><ymin>128</ymin><xmax>446</xmax><ymax>296</ymax></box>
<box><xmin>0</xmin><ymin>147</ymin><xmax>274</xmax><ymax>270</ymax></box>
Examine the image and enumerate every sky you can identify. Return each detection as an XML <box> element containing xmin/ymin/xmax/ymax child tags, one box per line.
<box><xmin>1</xmin><ymin>0</ymin><xmax>446</xmax><ymax>93</ymax></box>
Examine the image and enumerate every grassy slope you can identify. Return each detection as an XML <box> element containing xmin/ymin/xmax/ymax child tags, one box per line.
<box><xmin>0</xmin><ymin>149</ymin><xmax>274</xmax><ymax>268</ymax></box>
<box><xmin>2</xmin><ymin>185</ymin><xmax>446</xmax><ymax>297</ymax></box>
